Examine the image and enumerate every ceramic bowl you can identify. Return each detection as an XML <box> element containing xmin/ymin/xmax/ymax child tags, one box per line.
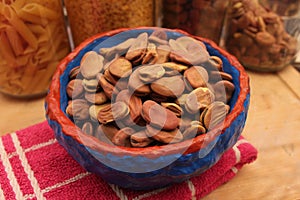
<box><xmin>45</xmin><ymin>27</ymin><xmax>250</xmax><ymax>190</ymax></box>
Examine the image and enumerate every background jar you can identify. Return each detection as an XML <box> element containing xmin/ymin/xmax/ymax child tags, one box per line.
<box><xmin>64</xmin><ymin>0</ymin><xmax>158</xmax><ymax>47</ymax></box>
<box><xmin>259</xmin><ymin>0</ymin><xmax>300</xmax><ymax>70</ymax></box>
<box><xmin>259</xmin><ymin>0</ymin><xmax>300</xmax><ymax>17</ymax></box>
<box><xmin>223</xmin><ymin>0</ymin><xmax>299</xmax><ymax>72</ymax></box>
<box><xmin>0</xmin><ymin>0</ymin><xmax>70</xmax><ymax>98</ymax></box>
<box><xmin>161</xmin><ymin>0</ymin><xmax>229</xmax><ymax>45</ymax></box>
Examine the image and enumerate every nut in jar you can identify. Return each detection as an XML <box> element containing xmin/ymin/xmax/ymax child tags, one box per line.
<box><xmin>224</xmin><ymin>0</ymin><xmax>298</xmax><ymax>72</ymax></box>
<box><xmin>0</xmin><ymin>0</ymin><xmax>70</xmax><ymax>98</ymax></box>
<box><xmin>259</xmin><ymin>0</ymin><xmax>300</xmax><ymax>16</ymax></box>
<box><xmin>162</xmin><ymin>0</ymin><xmax>229</xmax><ymax>44</ymax></box>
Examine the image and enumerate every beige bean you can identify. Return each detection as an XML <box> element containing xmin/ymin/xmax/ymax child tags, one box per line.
<box><xmin>80</xmin><ymin>51</ymin><xmax>104</xmax><ymax>79</ymax></box>
<box><xmin>131</xmin><ymin>130</ymin><xmax>154</xmax><ymax>147</ymax></box>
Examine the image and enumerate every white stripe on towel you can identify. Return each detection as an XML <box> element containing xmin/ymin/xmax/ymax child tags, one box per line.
<box><xmin>0</xmin><ymin>136</ymin><xmax>24</xmax><ymax>200</ymax></box>
<box><xmin>11</xmin><ymin>133</ymin><xmax>46</xmax><ymax>200</ymax></box>
<box><xmin>232</xmin><ymin>139</ymin><xmax>247</xmax><ymax>164</ymax></box>
<box><xmin>8</xmin><ymin>138</ymin><xmax>57</xmax><ymax>159</ymax></box>
<box><xmin>187</xmin><ymin>180</ymin><xmax>197</xmax><ymax>200</ymax></box>
<box><xmin>109</xmin><ymin>184</ymin><xmax>129</xmax><ymax>200</ymax></box>
<box><xmin>0</xmin><ymin>182</ymin><xmax>6</xmax><ymax>200</ymax></box>
<box><xmin>23</xmin><ymin>172</ymin><xmax>91</xmax><ymax>200</ymax></box>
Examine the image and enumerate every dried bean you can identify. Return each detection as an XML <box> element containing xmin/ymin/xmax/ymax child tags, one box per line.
<box><xmin>64</xmin><ymin>31</ymin><xmax>236</xmax><ymax>148</ymax></box>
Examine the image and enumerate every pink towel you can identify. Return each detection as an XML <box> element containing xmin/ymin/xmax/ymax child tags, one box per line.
<box><xmin>0</xmin><ymin>121</ymin><xmax>257</xmax><ymax>200</ymax></box>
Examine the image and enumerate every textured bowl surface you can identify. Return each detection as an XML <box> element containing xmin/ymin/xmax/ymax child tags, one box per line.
<box><xmin>45</xmin><ymin>27</ymin><xmax>250</xmax><ymax>190</ymax></box>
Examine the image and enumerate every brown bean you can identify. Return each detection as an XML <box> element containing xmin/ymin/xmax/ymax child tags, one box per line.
<box><xmin>112</xmin><ymin>127</ymin><xmax>135</xmax><ymax>147</ymax></box>
<box><xmin>149</xmin><ymin>29</ymin><xmax>168</xmax><ymax>45</ymax></box>
<box><xmin>200</xmin><ymin>101</ymin><xmax>229</xmax><ymax>130</ymax></box>
<box><xmin>184</xmin><ymin>66</ymin><xmax>208</xmax><ymax>89</ymax></box>
<box><xmin>161</xmin><ymin>102</ymin><xmax>183</xmax><ymax>117</ymax></box>
<box><xmin>213</xmin><ymin>80</ymin><xmax>235</xmax><ymax>103</ymax></box>
<box><xmin>98</xmin><ymin>74</ymin><xmax>118</xmax><ymax>99</ymax></box>
<box><xmin>103</xmin><ymin>68</ymin><xmax>119</xmax><ymax>86</ymax></box>
<box><xmin>162</xmin><ymin>62</ymin><xmax>188</xmax><ymax>73</ymax></box>
<box><xmin>80</xmin><ymin>51</ymin><xmax>104</xmax><ymax>79</ymax></box>
<box><xmin>130</xmin><ymin>130</ymin><xmax>154</xmax><ymax>147</ymax></box>
<box><xmin>82</xmin><ymin>79</ymin><xmax>98</xmax><ymax>93</ymax></box>
<box><xmin>82</xmin><ymin>122</ymin><xmax>94</xmax><ymax>136</ymax></box>
<box><xmin>95</xmin><ymin>124</ymin><xmax>119</xmax><ymax>144</ymax></box>
<box><xmin>146</xmin><ymin>125</ymin><xmax>183</xmax><ymax>144</ymax></box>
<box><xmin>128</xmin><ymin>66</ymin><xmax>151</xmax><ymax>96</ymax></box>
<box><xmin>141</xmin><ymin>100</ymin><xmax>179</xmax><ymax>130</ymax></box>
<box><xmin>97</xmin><ymin>102</ymin><xmax>129</xmax><ymax>124</ymax></box>
<box><xmin>125</xmin><ymin>32</ymin><xmax>148</xmax><ymax>61</ymax></box>
<box><xmin>89</xmin><ymin>103</ymin><xmax>111</xmax><ymax>121</ymax></box>
<box><xmin>138</xmin><ymin>64</ymin><xmax>165</xmax><ymax>83</ymax></box>
<box><xmin>155</xmin><ymin>45</ymin><xmax>171</xmax><ymax>64</ymax></box>
<box><xmin>208</xmin><ymin>56</ymin><xmax>223</xmax><ymax>71</ymax></box>
<box><xmin>185</xmin><ymin>87</ymin><xmax>215</xmax><ymax>114</ymax></box>
<box><xmin>182</xmin><ymin>121</ymin><xmax>206</xmax><ymax>140</ymax></box>
<box><xmin>209</xmin><ymin>71</ymin><xmax>233</xmax><ymax>83</ymax></box>
<box><xmin>66</xmin><ymin>79</ymin><xmax>84</xmax><ymax>98</ymax></box>
<box><xmin>108</xmin><ymin>57</ymin><xmax>132</xmax><ymax>78</ymax></box>
<box><xmin>100</xmin><ymin>38</ymin><xmax>135</xmax><ymax>59</ymax></box>
<box><xmin>115</xmin><ymin>89</ymin><xmax>143</xmax><ymax>125</ymax></box>
<box><xmin>169</xmin><ymin>37</ymin><xmax>209</xmax><ymax>65</ymax></box>
<box><xmin>85</xmin><ymin>91</ymin><xmax>108</xmax><ymax>105</ymax></box>
<box><xmin>69</xmin><ymin>66</ymin><xmax>81</xmax><ymax>80</ymax></box>
<box><xmin>151</xmin><ymin>76</ymin><xmax>185</xmax><ymax>98</ymax></box>
<box><xmin>66</xmin><ymin>99</ymin><xmax>90</xmax><ymax>120</ymax></box>
<box><xmin>142</xmin><ymin>43</ymin><xmax>159</xmax><ymax>64</ymax></box>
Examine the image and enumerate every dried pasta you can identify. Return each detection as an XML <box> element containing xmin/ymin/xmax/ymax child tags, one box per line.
<box><xmin>2</xmin><ymin>5</ymin><xmax>38</xmax><ymax>49</ymax></box>
<box><xmin>5</xmin><ymin>25</ymin><xmax>24</xmax><ymax>56</ymax></box>
<box><xmin>26</xmin><ymin>24</ymin><xmax>46</xmax><ymax>35</ymax></box>
<box><xmin>21</xmin><ymin>3</ymin><xmax>59</xmax><ymax>20</ymax></box>
<box><xmin>16</xmin><ymin>9</ymin><xmax>48</xmax><ymax>26</ymax></box>
<box><xmin>0</xmin><ymin>31</ymin><xmax>16</xmax><ymax>65</ymax></box>
<box><xmin>0</xmin><ymin>0</ymin><xmax>70</xmax><ymax>97</ymax></box>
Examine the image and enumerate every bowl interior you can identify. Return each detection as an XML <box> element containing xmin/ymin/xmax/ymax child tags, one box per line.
<box><xmin>60</xmin><ymin>28</ymin><xmax>240</xmax><ymax>119</ymax></box>
<box><xmin>47</xmin><ymin>28</ymin><xmax>249</xmax><ymax>174</ymax></box>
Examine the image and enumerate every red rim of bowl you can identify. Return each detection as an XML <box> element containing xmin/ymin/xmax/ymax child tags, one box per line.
<box><xmin>46</xmin><ymin>27</ymin><xmax>250</xmax><ymax>159</ymax></box>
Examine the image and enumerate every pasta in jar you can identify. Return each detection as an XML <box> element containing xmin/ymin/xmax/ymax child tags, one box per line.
<box><xmin>0</xmin><ymin>0</ymin><xmax>70</xmax><ymax>98</ymax></box>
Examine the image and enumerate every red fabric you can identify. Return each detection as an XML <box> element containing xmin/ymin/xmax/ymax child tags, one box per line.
<box><xmin>0</xmin><ymin>121</ymin><xmax>257</xmax><ymax>200</ymax></box>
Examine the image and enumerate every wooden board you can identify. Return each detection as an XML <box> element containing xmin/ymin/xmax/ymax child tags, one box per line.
<box><xmin>203</xmin><ymin>68</ymin><xmax>300</xmax><ymax>199</ymax></box>
<box><xmin>0</xmin><ymin>95</ymin><xmax>46</xmax><ymax>135</ymax></box>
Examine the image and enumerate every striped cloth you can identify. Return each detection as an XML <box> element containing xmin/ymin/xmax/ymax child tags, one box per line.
<box><xmin>0</xmin><ymin>121</ymin><xmax>257</xmax><ymax>200</ymax></box>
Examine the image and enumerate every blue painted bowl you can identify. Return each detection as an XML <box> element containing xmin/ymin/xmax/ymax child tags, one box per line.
<box><xmin>45</xmin><ymin>27</ymin><xmax>250</xmax><ymax>190</ymax></box>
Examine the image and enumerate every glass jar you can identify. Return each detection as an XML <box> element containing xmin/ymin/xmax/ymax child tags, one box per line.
<box><xmin>0</xmin><ymin>0</ymin><xmax>70</xmax><ymax>98</ymax></box>
<box><xmin>259</xmin><ymin>0</ymin><xmax>300</xmax><ymax>16</ymax></box>
<box><xmin>161</xmin><ymin>0</ymin><xmax>229</xmax><ymax>45</ymax></box>
<box><xmin>259</xmin><ymin>0</ymin><xmax>300</xmax><ymax>70</ymax></box>
<box><xmin>224</xmin><ymin>0</ymin><xmax>299</xmax><ymax>72</ymax></box>
<box><xmin>64</xmin><ymin>0</ymin><xmax>158</xmax><ymax>47</ymax></box>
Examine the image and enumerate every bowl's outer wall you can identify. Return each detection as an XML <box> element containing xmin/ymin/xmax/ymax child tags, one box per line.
<box><xmin>46</xmin><ymin>28</ymin><xmax>250</xmax><ymax>190</ymax></box>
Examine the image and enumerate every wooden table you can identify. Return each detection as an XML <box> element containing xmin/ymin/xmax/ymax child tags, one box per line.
<box><xmin>0</xmin><ymin>66</ymin><xmax>299</xmax><ymax>200</ymax></box>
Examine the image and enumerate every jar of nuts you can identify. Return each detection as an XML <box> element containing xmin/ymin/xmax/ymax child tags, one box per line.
<box><xmin>259</xmin><ymin>0</ymin><xmax>300</xmax><ymax>69</ymax></box>
<box><xmin>259</xmin><ymin>0</ymin><xmax>300</xmax><ymax>17</ymax></box>
<box><xmin>0</xmin><ymin>0</ymin><xmax>70</xmax><ymax>98</ymax></box>
<box><xmin>224</xmin><ymin>0</ymin><xmax>299</xmax><ymax>72</ymax></box>
<box><xmin>63</xmin><ymin>0</ymin><xmax>159</xmax><ymax>47</ymax></box>
<box><xmin>161</xmin><ymin>0</ymin><xmax>229</xmax><ymax>45</ymax></box>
